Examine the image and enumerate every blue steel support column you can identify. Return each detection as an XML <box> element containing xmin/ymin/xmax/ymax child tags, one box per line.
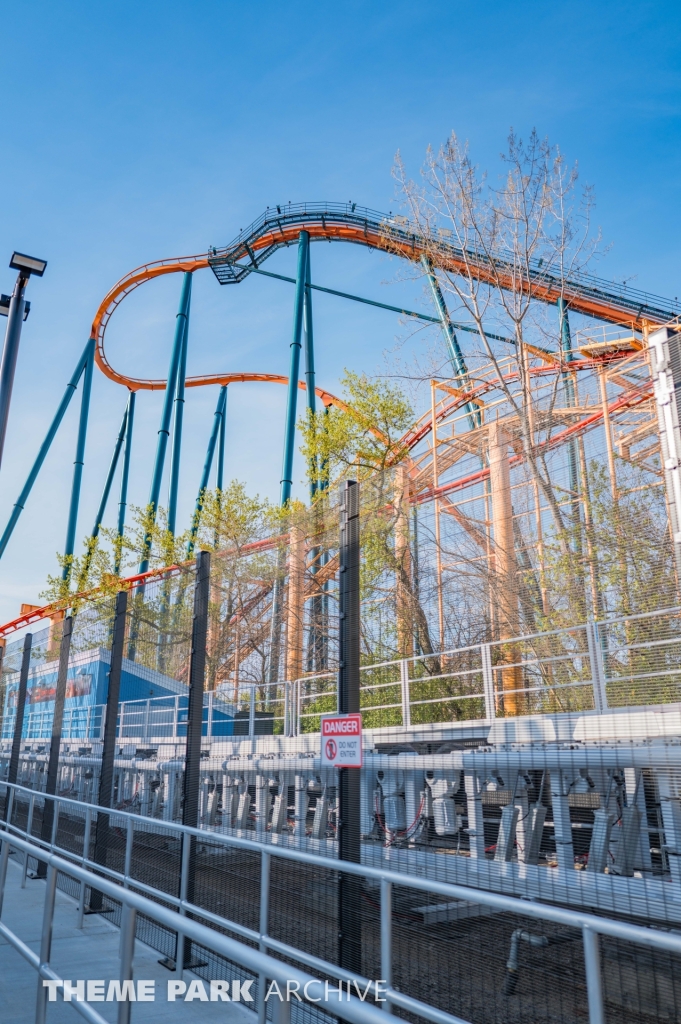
<box><xmin>216</xmin><ymin>388</ymin><xmax>226</xmax><ymax>492</ymax></box>
<box><xmin>215</xmin><ymin>387</ymin><xmax>226</xmax><ymax>550</ymax></box>
<box><xmin>303</xmin><ymin>244</ymin><xmax>317</xmax><ymax>500</ymax></box>
<box><xmin>62</xmin><ymin>337</ymin><xmax>95</xmax><ymax>583</ymax></box>
<box><xmin>140</xmin><ymin>272</ymin><xmax>192</xmax><ymax>573</ymax></box>
<box><xmin>168</xmin><ymin>310</ymin><xmax>190</xmax><ymax>536</ymax></box>
<box><xmin>558</xmin><ymin>297</ymin><xmax>581</xmax><ymax>544</ymax></box>
<box><xmin>0</xmin><ymin>272</ymin><xmax>28</xmax><ymax>473</ymax></box>
<box><xmin>90</xmin><ymin>403</ymin><xmax>129</xmax><ymax>541</ymax></box>
<box><xmin>114</xmin><ymin>391</ymin><xmax>136</xmax><ymax>576</ymax></box>
<box><xmin>280</xmin><ymin>231</ymin><xmax>309</xmax><ymax>506</ymax></box>
<box><xmin>303</xmin><ymin>245</ymin><xmax>321</xmax><ymax>670</ymax></box>
<box><xmin>0</xmin><ymin>339</ymin><xmax>91</xmax><ymax>561</ymax></box>
<box><xmin>269</xmin><ymin>232</ymin><xmax>309</xmax><ymax>687</ymax></box>
<box><xmin>187</xmin><ymin>385</ymin><xmax>227</xmax><ymax>556</ymax></box>
<box><xmin>319</xmin><ymin>404</ymin><xmax>330</xmax><ymax>669</ymax></box>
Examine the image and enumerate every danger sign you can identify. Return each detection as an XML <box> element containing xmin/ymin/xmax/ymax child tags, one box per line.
<box><xmin>320</xmin><ymin>713</ymin><xmax>363</xmax><ymax>767</ymax></box>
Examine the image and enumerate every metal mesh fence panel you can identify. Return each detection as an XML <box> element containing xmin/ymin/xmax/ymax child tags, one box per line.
<box><xmin>1</xmin><ymin>333</ymin><xmax>681</xmax><ymax>1022</ymax></box>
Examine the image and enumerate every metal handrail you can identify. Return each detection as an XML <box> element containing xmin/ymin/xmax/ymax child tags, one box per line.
<box><xmin>4</xmin><ymin>604</ymin><xmax>681</xmax><ymax>743</ymax></box>
<box><xmin>0</xmin><ymin>822</ymin><xmax>414</xmax><ymax>1024</ymax></box>
<box><xmin>5</xmin><ymin>778</ymin><xmax>681</xmax><ymax>1024</ymax></box>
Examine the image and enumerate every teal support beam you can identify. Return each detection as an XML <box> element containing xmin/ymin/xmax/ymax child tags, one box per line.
<box><xmin>303</xmin><ymin>244</ymin><xmax>318</xmax><ymax>500</ymax></box>
<box><xmin>0</xmin><ymin>339</ymin><xmax>92</xmax><ymax>562</ymax></box>
<box><xmin>216</xmin><ymin>387</ymin><xmax>226</xmax><ymax>492</ymax></box>
<box><xmin>422</xmin><ymin>255</ymin><xmax>480</xmax><ymax>432</ymax></box>
<box><xmin>303</xmin><ymin>246</ymin><xmax>322</xmax><ymax>670</ymax></box>
<box><xmin>270</xmin><ymin>231</ymin><xmax>309</xmax><ymax>686</ymax></box>
<box><xmin>168</xmin><ymin>309</ymin><xmax>189</xmax><ymax>536</ymax></box>
<box><xmin>214</xmin><ymin>383</ymin><xmax>226</xmax><ymax>550</ymax></box>
<box><xmin>558</xmin><ymin>297</ymin><xmax>581</xmax><ymax>543</ymax></box>
<box><xmin>140</xmin><ymin>272</ymin><xmax>192</xmax><ymax>573</ymax></box>
<box><xmin>91</xmin><ymin>403</ymin><xmax>129</xmax><ymax>540</ymax></box>
<box><xmin>319</xmin><ymin>404</ymin><xmax>330</xmax><ymax>492</ymax></box>
<box><xmin>252</xmin><ymin>265</ymin><xmax>515</xmax><ymax>344</ymax></box>
<box><xmin>187</xmin><ymin>385</ymin><xmax>227</xmax><ymax>557</ymax></box>
<box><xmin>279</xmin><ymin>231</ymin><xmax>309</xmax><ymax>506</ymax></box>
<box><xmin>558</xmin><ymin>296</ymin><xmax>576</xmax><ymax>366</ymax></box>
<box><xmin>114</xmin><ymin>391</ymin><xmax>136</xmax><ymax>576</ymax></box>
<box><xmin>62</xmin><ymin>337</ymin><xmax>96</xmax><ymax>582</ymax></box>
<box><xmin>421</xmin><ymin>255</ymin><xmax>468</xmax><ymax>379</ymax></box>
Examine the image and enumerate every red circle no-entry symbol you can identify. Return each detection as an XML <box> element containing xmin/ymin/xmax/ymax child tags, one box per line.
<box><xmin>325</xmin><ymin>738</ymin><xmax>337</xmax><ymax>761</ymax></box>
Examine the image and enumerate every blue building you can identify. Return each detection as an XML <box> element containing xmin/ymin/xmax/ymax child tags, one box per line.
<box><xmin>1</xmin><ymin>647</ymin><xmax>236</xmax><ymax>740</ymax></box>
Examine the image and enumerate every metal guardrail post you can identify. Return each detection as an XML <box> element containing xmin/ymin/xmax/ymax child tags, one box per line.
<box><xmin>400</xmin><ymin>660</ymin><xmax>411</xmax><ymax>728</ymax></box>
<box><xmin>90</xmin><ymin>589</ymin><xmax>128</xmax><ymax>912</ymax></box>
<box><xmin>481</xmin><ymin>643</ymin><xmax>496</xmax><ymax>720</ymax></box>
<box><xmin>38</xmin><ymin>615</ymin><xmax>73</xmax><ymax>876</ymax></box>
<box><xmin>22</xmin><ymin>793</ymin><xmax>35</xmax><ymax>887</ymax></box>
<box><xmin>34</xmin><ymin>864</ymin><xmax>58</xmax><ymax>1024</ymax></box>
<box><xmin>117</xmin><ymin>904</ymin><xmax>137</xmax><ymax>1024</ymax></box>
<box><xmin>177</xmin><ymin>549</ymin><xmax>210</xmax><ymax>970</ymax></box>
<box><xmin>586</xmin><ymin>621</ymin><xmax>608</xmax><ymax>714</ymax></box>
<box><xmin>207</xmin><ymin>691</ymin><xmax>214</xmax><ymax>743</ymax></box>
<box><xmin>380</xmin><ymin>878</ymin><xmax>392</xmax><ymax>1014</ymax></box>
<box><xmin>123</xmin><ymin>818</ymin><xmax>134</xmax><ymax>885</ymax></box>
<box><xmin>338</xmin><ymin>479</ymin><xmax>361</xmax><ymax>974</ymax></box>
<box><xmin>169</xmin><ymin>830</ymin><xmax>192</xmax><ymax>978</ymax></box>
<box><xmin>258</xmin><ymin>849</ymin><xmax>271</xmax><ymax>1024</ymax></box>
<box><xmin>296</xmin><ymin>679</ymin><xmax>302</xmax><ymax>737</ymax></box>
<box><xmin>77</xmin><ymin>805</ymin><xmax>92</xmax><ymax>929</ymax></box>
<box><xmin>582</xmin><ymin>925</ymin><xmax>604</xmax><ymax>1024</ymax></box>
<box><xmin>249</xmin><ymin>684</ymin><xmax>256</xmax><ymax>750</ymax></box>
<box><xmin>0</xmin><ymin>814</ymin><xmax>11</xmax><ymax>918</ymax></box>
<box><xmin>272</xmin><ymin>996</ymin><xmax>292</xmax><ymax>1024</ymax></box>
<box><xmin>7</xmin><ymin>633</ymin><xmax>32</xmax><ymax>816</ymax></box>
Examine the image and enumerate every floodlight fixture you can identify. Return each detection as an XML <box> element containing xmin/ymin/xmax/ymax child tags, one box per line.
<box><xmin>0</xmin><ymin>295</ymin><xmax>30</xmax><ymax>320</ymax></box>
<box><xmin>0</xmin><ymin>253</ymin><xmax>46</xmax><ymax>472</ymax></box>
<box><xmin>9</xmin><ymin>252</ymin><xmax>47</xmax><ymax>277</ymax></box>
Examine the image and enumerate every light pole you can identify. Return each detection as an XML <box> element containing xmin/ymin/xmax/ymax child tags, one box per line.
<box><xmin>0</xmin><ymin>251</ymin><xmax>47</xmax><ymax>472</ymax></box>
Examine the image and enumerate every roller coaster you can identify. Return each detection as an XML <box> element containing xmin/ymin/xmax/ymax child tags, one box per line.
<box><xmin>5</xmin><ymin>203</ymin><xmax>681</xmax><ymax>1024</ymax></box>
<box><xmin>0</xmin><ymin>200</ymin><xmax>679</xmax><ymax>641</ymax></box>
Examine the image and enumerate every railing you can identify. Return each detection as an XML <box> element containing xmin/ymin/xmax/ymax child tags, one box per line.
<box><xmin>3</xmin><ymin>605</ymin><xmax>681</xmax><ymax>743</ymax></box>
<box><xmin>0</xmin><ymin>786</ymin><xmax>396</xmax><ymax>1024</ymax></box>
<box><xmin>3</xmin><ymin>779</ymin><xmax>681</xmax><ymax>1024</ymax></box>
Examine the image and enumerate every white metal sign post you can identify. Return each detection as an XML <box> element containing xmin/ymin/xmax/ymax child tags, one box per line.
<box><xmin>320</xmin><ymin>713</ymin><xmax>363</xmax><ymax>768</ymax></box>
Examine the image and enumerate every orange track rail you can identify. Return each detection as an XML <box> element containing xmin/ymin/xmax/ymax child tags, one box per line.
<box><xmin>91</xmin><ymin>216</ymin><xmax>674</xmax><ymax>394</ymax></box>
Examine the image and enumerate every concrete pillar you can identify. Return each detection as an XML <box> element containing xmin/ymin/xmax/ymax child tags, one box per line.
<box><xmin>285</xmin><ymin>523</ymin><xmax>305</xmax><ymax>683</ymax></box>
<box><xmin>488</xmin><ymin>421</ymin><xmax>522</xmax><ymax>714</ymax></box>
<box><xmin>394</xmin><ymin>465</ymin><xmax>413</xmax><ymax>659</ymax></box>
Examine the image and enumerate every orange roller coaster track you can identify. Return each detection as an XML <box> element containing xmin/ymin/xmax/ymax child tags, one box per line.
<box><xmin>91</xmin><ymin>202</ymin><xmax>680</xmax><ymax>393</ymax></box>
<box><xmin>1</xmin><ymin>201</ymin><xmax>677</xmax><ymax>615</ymax></box>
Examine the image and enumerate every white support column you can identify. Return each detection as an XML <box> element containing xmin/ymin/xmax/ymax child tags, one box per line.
<box><xmin>650</xmin><ymin>326</ymin><xmax>681</xmax><ymax>577</ymax></box>
<box><xmin>623</xmin><ymin>768</ymin><xmax>652</xmax><ymax>874</ymax></box>
<box><xmin>400</xmin><ymin>659</ymin><xmax>411</xmax><ymax>728</ymax></box>
<box><xmin>657</xmin><ymin>771</ymin><xmax>681</xmax><ymax>888</ymax></box>
<box><xmin>464</xmin><ymin>771</ymin><xmax>486</xmax><ymax>858</ymax></box>
<box><xmin>585</xmin><ymin>621</ymin><xmax>608</xmax><ymax>713</ymax></box>
<box><xmin>550</xmin><ymin>770</ymin><xmax>575</xmax><ymax>873</ymax></box>
<box><xmin>481</xmin><ymin>643</ymin><xmax>496</xmax><ymax>720</ymax></box>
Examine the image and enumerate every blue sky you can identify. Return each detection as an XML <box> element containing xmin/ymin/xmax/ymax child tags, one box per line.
<box><xmin>0</xmin><ymin>0</ymin><xmax>678</xmax><ymax>623</ymax></box>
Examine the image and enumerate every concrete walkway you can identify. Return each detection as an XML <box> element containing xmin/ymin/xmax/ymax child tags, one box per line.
<box><xmin>0</xmin><ymin>855</ymin><xmax>254</xmax><ymax>1023</ymax></box>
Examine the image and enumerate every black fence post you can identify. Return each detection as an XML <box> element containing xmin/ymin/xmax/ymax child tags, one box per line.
<box><xmin>36</xmin><ymin>615</ymin><xmax>73</xmax><ymax>877</ymax></box>
<box><xmin>161</xmin><ymin>550</ymin><xmax>210</xmax><ymax>970</ymax></box>
<box><xmin>89</xmin><ymin>589</ymin><xmax>127</xmax><ymax>912</ymax></box>
<box><xmin>337</xmin><ymin>479</ymin><xmax>361</xmax><ymax>973</ymax></box>
<box><xmin>6</xmin><ymin>632</ymin><xmax>32</xmax><ymax>820</ymax></box>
